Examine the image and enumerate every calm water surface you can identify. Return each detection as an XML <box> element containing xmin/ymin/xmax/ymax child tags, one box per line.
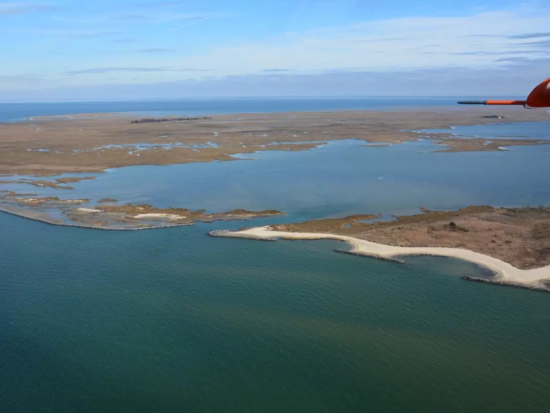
<box><xmin>421</xmin><ymin>122</ymin><xmax>550</xmax><ymax>140</ymax></box>
<box><xmin>1</xmin><ymin>101</ymin><xmax>550</xmax><ymax>412</ymax></box>
<box><xmin>0</xmin><ymin>97</ymin><xmax>475</xmax><ymax>122</ymax></box>
<box><xmin>2</xmin><ymin>213</ymin><xmax>550</xmax><ymax>412</ymax></box>
<box><xmin>3</xmin><ymin>139</ymin><xmax>550</xmax><ymax>222</ymax></box>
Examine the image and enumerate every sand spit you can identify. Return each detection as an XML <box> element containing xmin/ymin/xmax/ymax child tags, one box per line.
<box><xmin>75</xmin><ymin>208</ymin><xmax>100</xmax><ymax>213</ymax></box>
<box><xmin>270</xmin><ymin>206</ymin><xmax>550</xmax><ymax>270</ymax></box>
<box><xmin>134</xmin><ymin>213</ymin><xmax>185</xmax><ymax>220</ymax></box>
<box><xmin>210</xmin><ymin>226</ymin><xmax>550</xmax><ymax>290</ymax></box>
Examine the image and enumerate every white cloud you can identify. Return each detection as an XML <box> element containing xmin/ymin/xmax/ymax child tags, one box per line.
<box><xmin>12</xmin><ymin>28</ymin><xmax>122</xmax><ymax>37</ymax></box>
<box><xmin>4</xmin><ymin>3</ymin><xmax>550</xmax><ymax>96</ymax></box>
<box><xmin>54</xmin><ymin>12</ymin><xmax>224</xmax><ymax>25</ymax></box>
<box><xmin>133</xmin><ymin>48</ymin><xmax>175</xmax><ymax>53</ymax></box>
<box><xmin>169</xmin><ymin>8</ymin><xmax>550</xmax><ymax>78</ymax></box>
<box><xmin>0</xmin><ymin>2</ymin><xmax>54</xmax><ymax>17</ymax></box>
<box><xmin>3</xmin><ymin>59</ymin><xmax>549</xmax><ymax>100</ymax></box>
<box><xmin>63</xmin><ymin>67</ymin><xmax>209</xmax><ymax>76</ymax></box>
<box><xmin>0</xmin><ymin>74</ymin><xmax>45</xmax><ymax>83</ymax></box>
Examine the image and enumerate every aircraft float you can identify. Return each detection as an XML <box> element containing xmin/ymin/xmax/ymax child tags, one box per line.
<box><xmin>458</xmin><ymin>77</ymin><xmax>550</xmax><ymax>108</ymax></box>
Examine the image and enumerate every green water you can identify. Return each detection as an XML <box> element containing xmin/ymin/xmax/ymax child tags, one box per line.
<box><xmin>2</xmin><ymin>108</ymin><xmax>550</xmax><ymax>412</ymax></box>
<box><xmin>1</xmin><ymin>212</ymin><xmax>550</xmax><ymax>412</ymax></box>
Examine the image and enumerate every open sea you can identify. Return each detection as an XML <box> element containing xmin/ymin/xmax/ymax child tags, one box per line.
<box><xmin>0</xmin><ymin>97</ymin><xmax>476</xmax><ymax>122</ymax></box>
<box><xmin>1</xmin><ymin>99</ymin><xmax>550</xmax><ymax>412</ymax></box>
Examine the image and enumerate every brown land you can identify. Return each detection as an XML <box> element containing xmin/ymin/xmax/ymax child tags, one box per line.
<box><xmin>3</xmin><ymin>196</ymin><xmax>90</xmax><ymax>206</ymax></box>
<box><xmin>0</xmin><ymin>190</ymin><xmax>284</xmax><ymax>229</ymax></box>
<box><xmin>95</xmin><ymin>203</ymin><xmax>283</xmax><ymax>222</ymax></box>
<box><xmin>55</xmin><ymin>176</ymin><xmax>96</xmax><ymax>184</ymax></box>
<box><xmin>1</xmin><ymin>107</ymin><xmax>547</xmax><ymax>175</ymax></box>
<box><xmin>271</xmin><ymin>206</ymin><xmax>550</xmax><ymax>269</ymax></box>
<box><xmin>0</xmin><ymin>179</ymin><xmax>75</xmax><ymax>189</ymax></box>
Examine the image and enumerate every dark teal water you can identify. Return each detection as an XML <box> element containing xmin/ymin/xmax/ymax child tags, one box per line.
<box><xmin>2</xmin><ymin>102</ymin><xmax>550</xmax><ymax>412</ymax></box>
<box><xmin>2</xmin><ymin>212</ymin><xmax>550</xmax><ymax>413</ymax></box>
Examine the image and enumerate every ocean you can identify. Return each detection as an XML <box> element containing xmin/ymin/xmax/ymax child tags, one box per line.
<box><xmin>0</xmin><ymin>97</ymin><xmax>482</xmax><ymax>122</ymax></box>
<box><xmin>1</xmin><ymin>99</ymin><xmax>550</xmax><ymax>412</ymax></box>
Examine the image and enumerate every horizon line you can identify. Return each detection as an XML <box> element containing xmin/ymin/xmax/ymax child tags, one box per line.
<box><xmin>0</xmin><ymin>96</ymin><xmax>526</xmax><ymax>104</ymax></box>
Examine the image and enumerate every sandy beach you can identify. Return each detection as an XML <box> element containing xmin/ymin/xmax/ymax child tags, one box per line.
<box><xmin>211</xmin><ymin>226</ymin><xmax>550</xmax><ymax>288</ymax></box>
<box><xmin>269</xmin><ymin>206</ymin><xmax>550</xmax><ymax>270</ymax></box>
<box><xmin>134</xmin><ymin>213</ymin><xmax>186</xmax><ymax>220</ymax></box>
<box><xmin>75</xmin><ymin>208</ymin><xmax>100</xmax><ymax>213</ymax></box>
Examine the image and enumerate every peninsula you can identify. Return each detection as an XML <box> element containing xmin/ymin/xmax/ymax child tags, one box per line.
<box><xmin>211</xmin><ymin>206</ymin><xmax>550</xmax><ymax>290</ymax></box>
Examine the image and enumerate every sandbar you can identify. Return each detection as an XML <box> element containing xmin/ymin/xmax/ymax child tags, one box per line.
<box><xmin>134</xmin><ymin>213</ymin><xmax>186</xmax><ymax>220</ymax></box>
<box><xmin>75</xmin><ymin>208</ymin><xmax>100</xmax><ymax>213</ymax></box>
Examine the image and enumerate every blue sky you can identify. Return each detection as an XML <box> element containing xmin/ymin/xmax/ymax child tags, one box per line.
<box><xmin>1</xmin><ymin>0</ymin><xmax>549</xmax><ymax>100</ymax></box>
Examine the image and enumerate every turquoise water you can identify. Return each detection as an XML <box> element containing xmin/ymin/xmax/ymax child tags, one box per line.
<box><xmin>421</xmin><ymin>122</ymin><xmax>550</xmax><ymax>140</ymax></box>
<box><xmin>3</xmin><ymin>139</ymin><xmax>550</xmax><ymax>223</ymax></box>
<box><xmin>1</xmin><ymin>102</ymin><xmax>550</xmax><ymax>412</ymax></box>
<box><xmin>2</xmin><ymin>212</ymin><xmax>550</xmax><ymax>412</ymax></box>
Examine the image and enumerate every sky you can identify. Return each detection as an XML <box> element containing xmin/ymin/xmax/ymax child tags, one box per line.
<box><xmin>0</xmin><ymin>0</ymin><xmax>549</xmax><ymax>100</ymax></box>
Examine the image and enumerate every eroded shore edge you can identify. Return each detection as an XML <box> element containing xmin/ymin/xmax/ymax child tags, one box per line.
<box><xmin>209</xmin><ymin>227</ymin><xmax>550</xmax><ymax>292</ymax></box>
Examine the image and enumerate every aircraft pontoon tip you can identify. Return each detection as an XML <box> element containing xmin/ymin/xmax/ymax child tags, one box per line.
<box><xmin>458</xmin><ymin>77</ymin><xmax>550</xmax><ymax>108</ymax></box>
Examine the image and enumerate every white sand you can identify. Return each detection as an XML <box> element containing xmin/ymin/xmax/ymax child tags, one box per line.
<box><xmin>14</xmin><ymin>198</ymin><xmax>86</xmax><ymax>205</ymax></box>
<box><xmin>134</xmin><ymin>213</ymin><xmax>185</xmax><ymax>220</ymax></box>
<box><xmin>15</xmin><ymin>198</ymin><xmax>40</xmax><ymax>203</ymax></box>
<box><xmin>57</xmin><ymin>199</ymin><xmax>88</xmax><ymax>205</ymax></box>
<box><xmin>215</xmin><ymin>226</ymin><xmax>550</xmax><ymax>287</ymax></box>
<box><xmin>76</xmin><ymin>207</ymin><xmax>100</xmax><ymax>213</ymax></box>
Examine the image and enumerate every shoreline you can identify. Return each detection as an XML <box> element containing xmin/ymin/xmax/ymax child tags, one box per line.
<box><xmin>209</xmin><ymin>227</ymin><xmax>550</xmax><ymax>290</ymax></box>
<box><xmin>268</xmin><ymin>206</ymin><xmax>550</xmax><ymax>270</ymax></box>
<box><xmin>4</xmin><ymin>196</ymin><xmax>550</xmax><ymax>292</ymax></box>
<box><xmin>0</xmin><ymin>203</ymin><xmax>284</xmax><ymax>231</ymax></box>
<box><xmin>0</xmin><ymin>207</ymin><xmax>192</xmax><ymax>231</ymax></box>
